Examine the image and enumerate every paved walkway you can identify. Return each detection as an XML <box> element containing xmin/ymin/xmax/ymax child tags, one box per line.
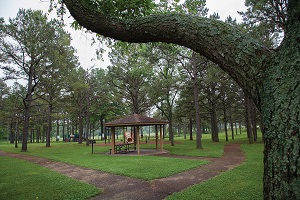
<box><xmin>0</xmin><ymin>143</ymin><xmax>245</xmax><ymax>200</ymax></box>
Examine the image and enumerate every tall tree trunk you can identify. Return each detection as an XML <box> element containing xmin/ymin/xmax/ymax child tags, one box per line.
<box><xmin>62</xmin><ymin>119</ymin><xmax>65</xmax><ymax>141</ymax></box>
<box><xmin>100</xmin><ymin>116</ymin><xmax>104</xmax><ymax>139</ymax></box>
<box><xmin>15</xmin><ymin>118</ymin><xmax>19</xmax><ymax>148</ymax></box>
<box><xmin>183</xmin><ymin>123</ymin><xmax>186</xmax><ymax>139</ymax></box>
<box><xmin>46</xmin><ymin>101</ymin><xmax>53</xmax><ymax>147</ymax></box>
<box><xmin>21</xmin><ymin>92</ymin><xmax>32</xmax><ymax>151</ymax></box>
<box><xmin>262</xmin><ymin>2</ymin><xmax>300</xmax><ymax>197</ymax></box>
<box><xmin>36</xmin><ymin>127</ymin><xmax>40</xmax><ymax>143</ymax></box>
<box><xmin>85</xmin><ymin>114</ymin><xmax>90</xmax><ymax>146</ymax></box>
<box><xmin>210</xmin><ymin>100</ymin><xmax>219</xmax><ymax>142</ymax></box>
<box><xmin>189</xmin><ymin>117</ymin><xmax>193</xmax><ymax>140</ymax></box>
<box><xmin>17</xmin><ymin>120</ymin><xmax>21</xmax><ymax>143</ymax></box>
<box><xmin>9</xmin><ymin>122</ymin><xmax>14</xmax><ymax>144</ymax></box>
<box><xmin>21</xmin><ymin>65</ymin><xmax>35</xmax><ymax>152</ymax></box>
<box><xmin>222</xmin><ymin>97</ymin><xmax>228</xmax><ymax>142</ymax></box>
<box><xmin>56</xmin><ymin>120</ymin><xmax>59</xmax><ymax>142</ymax></box>
<box><xmin>191</xmin><ymin>52</ymin><xmax>203</xmax><ymax>149</ymax></box>
<box><xmin>228</xmin><ymin>107</ymin><xmax>234</xmax><ymax>139</ymax></box>
<box><xmin>78</xmin><ymin>112</ymin><xmax>83</xmax><ymax>144</ymax></box>
<box><xmin>207</xmin><ymin>86</ymin><xmax>219</xmax><ymax>142</ymax></box>
<box><xmin>78</xmin><ymin>91</ymin><xmax>85</xmax><ymax>144</ymax></box>
<box><xmin>250</xmin><ymin>101</ymin><xmax>258</xmax><ymax>141</ymax></box>
<box><xmin>169</xmin><ymin>120</ymin><xmax>174</xmax><ymax>146</ymax></box>
<box><xmin>245</xmin><ymin>95</ymin><xmax>254</xmax><ymax>144</ymax></box>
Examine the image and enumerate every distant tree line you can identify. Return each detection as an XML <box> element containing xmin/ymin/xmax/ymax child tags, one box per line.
<box><xmin>0</xmin><ymin>9</ymin><xmax>260</xmax><ymax>153</ymax></box>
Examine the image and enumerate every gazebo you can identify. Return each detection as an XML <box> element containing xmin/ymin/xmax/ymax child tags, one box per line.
<box><xmin>104</xmin><ymin>114</ymin><xmax>169</xmax><ymax>155</ymax></box>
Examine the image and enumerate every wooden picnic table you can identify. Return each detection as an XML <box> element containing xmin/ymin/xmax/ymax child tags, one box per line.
<box><xmin>114</xmin><ymin>143</ymin><xmax>135</xmax><ymax>154</ymax></box>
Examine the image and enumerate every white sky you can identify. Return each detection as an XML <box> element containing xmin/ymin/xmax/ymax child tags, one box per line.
<box><xmin>0</xmin><ymin>0</ymin><xmax>246</xmax><ymax>73</ymax></box>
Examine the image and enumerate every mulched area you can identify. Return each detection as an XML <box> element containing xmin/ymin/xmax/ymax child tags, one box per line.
<box><xmin>0</xmin><ymin>143</ymin><xmax>245</xmax><ymax>200</ymax></box>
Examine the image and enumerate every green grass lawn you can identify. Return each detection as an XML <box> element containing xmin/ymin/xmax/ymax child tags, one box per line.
<box><xmin>0</xmin><ymin>131</ymin><xmax>264</xmax><ymax>199</ymax></box>
<box><xmin>140</xmin><ymin>138</ymin><xmax>225</xmax><ymax>157</ymax></box>
<box><xmin>0</xmin><ymin>141</ymin><xmax>208</xmax><ymax>180</ymax></box>
<box><xmin>0</xmin><ymin>156</ymin><xmax>100</xmax><ymax>200</ymax></box>
<box><xmin>167</xmin><ymin>143</ymin><xmax>264</xmax><ymax>200</ymax></box>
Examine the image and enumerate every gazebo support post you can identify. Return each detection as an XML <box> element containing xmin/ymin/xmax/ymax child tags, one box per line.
<box><xmin>155</xmin><ymin>125</ymin><xmax>158</xmax><ymax>150</ymax></box>
<box><xmin>160</xmin><ymin>125</ymin><xmax>163</xmax><ymax>152</ymax></box>
<box><xmin>133</xmin><ymin>126</ymin><xmax>137</xmax><ymax>147</ymax></box>
<box><xmin>123</xmin><ymin>127</ymin><xmax>125</xmax><ymax>144</ymax></box>
<box><xmin>111</xmin><ymin>127</ymin><xmax>115</xmax><ymax>154</ymax></box>
<box><xmin>136</xmin><ymin>126</ymin><xmax>140</xmax><ymax>155</ymax></box>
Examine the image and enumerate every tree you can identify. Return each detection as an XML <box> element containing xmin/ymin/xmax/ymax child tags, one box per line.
<box><xmin>92</xmin><ymin>68</ymin><xmax>121</xmax><ymax>138</ymax></box>
<box><xmin>166</xmin><ymin>0</ymin><xmax>208</xmax><ymax>149</ymax></box>
<box><xmin>0</xmin><ymin>80</ymin><xmax>10</xmax><ymax>127</ymax></box>
<box><xmin>67</xmin><ymin>67</ymin><xmax>89</xmax><ymax>144</ymax></box>
<box><xmin>201</xmin><ymin>64</ymin><xmax>223</xmax><ymax>142</ymax></box>
<box><xmin>107</xmin><ymin>42</ymin><xmax>154</xmax><ymax>114</ymax></box>
<box><xmin>62</xmin><ymin>0</ymin><xmax>299</xmax><ymax>198</ymax></box>
<box><xmin>245</xmin><ymin>94</ymin><xmax>255</xmax><ymax>143</ymax></box>
<box><xmin>175</xmin><ymin>82</ymin><xmax>196</xmax><ymax>141</ymax></box>
<box><xmin>150</xmin><ymin>43</ymin><xmax>182</xmax><ymax>146</ymax></box>
<box><xmin>221</xmin><ymin>80</ymin><xmax>245</xmax><ymax>141</ymax></box>
<box><xmin>0</xmin><ymin>9</ymin><xmax>71</xmax><ymax>151</ymax></box>
<box><xmin>177</xmin><ymin>50</ymin><xmax>205</xmax><ymax>148</ymax></box>
<box><xmin>35</xmin><ymin>24</ymin><xmax>78</xmax><ymax>147</ymax></box>
<box><xmin>239</xmin><ymin>0</ymin><xmax>287</xmax><ymax>34</ymax></box>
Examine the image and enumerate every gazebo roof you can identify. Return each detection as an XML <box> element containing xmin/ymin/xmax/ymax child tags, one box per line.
<box><xmin>104</xmin><ymin>114</ymin><xmax>168</xmax><ymax>127</ymax></box>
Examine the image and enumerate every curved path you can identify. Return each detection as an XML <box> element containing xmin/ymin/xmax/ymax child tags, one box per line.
<box><xmin>0</xmin><ymin>143</ymin><xmax>244</xmax><ymax>200</ymax></box>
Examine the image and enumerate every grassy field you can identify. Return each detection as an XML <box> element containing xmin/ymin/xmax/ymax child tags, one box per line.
<box><xmin>0</xmin><ymin>141</ymin><xmax>208</xmax><ymax>180</ymax></box>
<box><xmin>0</xmin><ymin>156</ymin><xmax>100</xmax><ymax>200</ymax></box>
<box><xmin>0</xmin><ymin>131</ymin><xmax>264</xmax><ymax>199</ymax></box>
<box><xmin>167</xmin><ymin>144</ymin><xmax>264</xmax><ymax>199</ymax></box>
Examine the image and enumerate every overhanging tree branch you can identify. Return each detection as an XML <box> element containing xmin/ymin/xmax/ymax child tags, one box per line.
<box><xmin>63</xmin><ymin>0</ymin><xmax>272</xmax><ymax>106</ymax></box>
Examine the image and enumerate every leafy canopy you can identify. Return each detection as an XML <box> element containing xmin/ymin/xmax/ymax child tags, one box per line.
<box><xmin>238</xmin><ymin>0</ymin><xmax>287</xmax><ymax>39</ymax></box>
<box><xmin>78</xmin><ymin>0</ymin><xmax>155</xmax><ymax>18</ymax></box>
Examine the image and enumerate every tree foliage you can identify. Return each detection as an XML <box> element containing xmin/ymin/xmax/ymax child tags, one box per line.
<box><xmin>240</xmin><ymin>0</ymin><xmax>287</xmax><ymax>32</ymax></box>
<box><xmin>107</xmin><ymin>42</ymin><xmax>154</xmax><ymax>114</ymax></box>
<box><xmin>80</xmin><ymin>0</ymin><xmax>155</xmax><ymax>18</ymax></box>
<box><xmin>239</xmin><ymin>0</ymin><xmax>287</xmax><ymax>47</ymax></box>
<box><xmin>62</xmin><ymin>0</ymin><xmax>300</xmax><ymax>199</ymax></box>
<box><xmin>0</xmin><ymin>9</ymin><xmax>79</xmax><ymax>150</ymax></box>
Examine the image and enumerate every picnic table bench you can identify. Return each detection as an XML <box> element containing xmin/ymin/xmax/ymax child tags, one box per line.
<box><xmin>111</xmin><ymin>143</ymin><xmax>136</xmax><ymax>154</ymax></box>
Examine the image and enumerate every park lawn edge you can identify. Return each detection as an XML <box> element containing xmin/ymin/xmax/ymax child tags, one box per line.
<box><xmin>0</xmin><ymin>142</ymin><xmax>210</xmax><ymax>181</ymax></box>
<box><xmin>0</xmin><ymin>156</ymin><xmax>101</xmax><ymax>200</ymax></box>
<box><xmin>166</xmin><ymin>143</ymin><xmax>264</xmax><ymax>200</ymax></box>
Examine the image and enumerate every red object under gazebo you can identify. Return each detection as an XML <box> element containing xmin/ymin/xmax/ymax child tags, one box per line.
<box><xmin>104</xmin><ymin>114</ymin><xmax>169</xmax><ymax>155</ymax></box>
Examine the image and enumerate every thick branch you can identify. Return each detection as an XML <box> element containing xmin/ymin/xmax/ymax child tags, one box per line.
<box><xmin>63</xmin><ymin>0</ymin><xmax>272</xmax><ymax>106</ymax></box>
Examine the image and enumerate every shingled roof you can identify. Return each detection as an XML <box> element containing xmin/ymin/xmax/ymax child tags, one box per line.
<box><xmin>104</xmin><ymin>113</ymin><xmax>168</xmax><ymax>127</ymax></box>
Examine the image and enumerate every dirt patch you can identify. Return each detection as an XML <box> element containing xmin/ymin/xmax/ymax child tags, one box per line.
<box><xmin>0</xmin><ymin>143</ymin><xmax>244</xmax><ymax>200</ymax></box>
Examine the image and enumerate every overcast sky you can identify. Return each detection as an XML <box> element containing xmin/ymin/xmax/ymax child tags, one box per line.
<box><xmin>0</xmin><ymin>0</ymin><xmax>246</xmax><ymax>71</ymax></box>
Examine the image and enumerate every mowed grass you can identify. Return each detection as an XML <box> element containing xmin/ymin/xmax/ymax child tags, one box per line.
<box><xmin>141</xmin><ymin>138</ymin><xmax>224</xmax><ymax>157</ymax></box>
<box><xmin>0</xmin><ymin>156</ymin><xmax>100</xmax><ymax>200</ymax></box>
<box><xmin>167</xmin><ymin>143</ymin><xmax>264</xmax><ymax>200</ymax></box>
<box><xmin>0</xmin><ymin>131</ymin><xmax>264</xmax><ymax>199</ymax></box>
<box><xmin>0</xmin><ymin>141</ymin><xmax>208</xmax><ymax>180</ymax></box>
<box><xmin>141</xmin><ymin>130</ymin><xmax>254</xmax><ymax>157</ymax></box>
